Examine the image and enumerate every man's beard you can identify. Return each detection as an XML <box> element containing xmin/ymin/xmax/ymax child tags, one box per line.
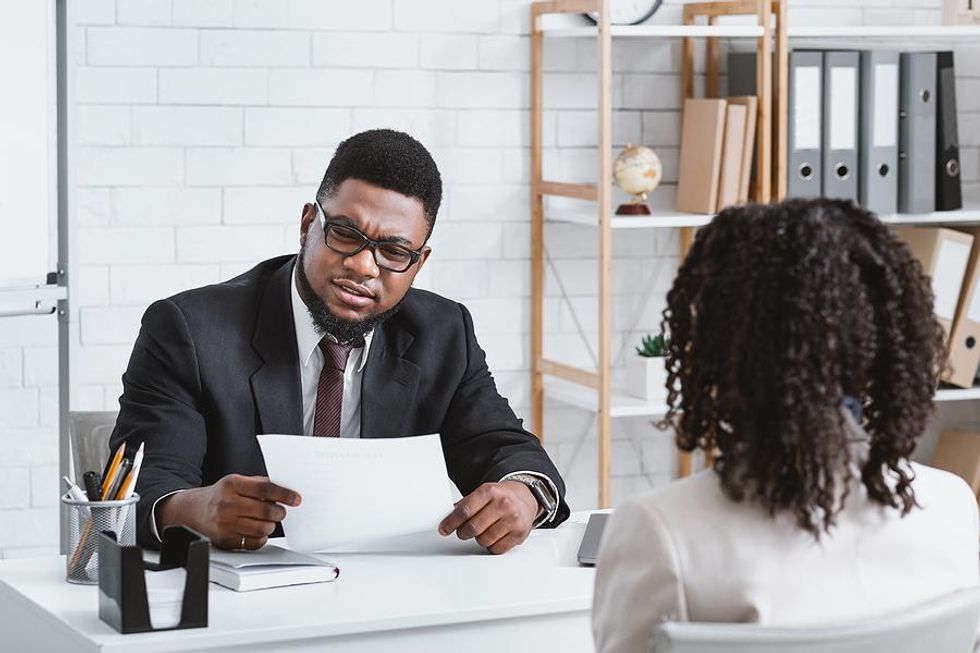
<box><xmin>295</xmin><ymin>247</ymin><xmax>401</xmax><ymax>346</ymax></box>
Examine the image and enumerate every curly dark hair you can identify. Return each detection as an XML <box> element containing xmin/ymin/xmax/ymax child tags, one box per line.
<box><xmin>660</xmin><ymin>198</ymin><xmax>946</xmax><ymax>537</ymax></box>
<box><xmin>317</xmin><ymin>129</ymin><xmax>442</xmax><ymax>240</ymax></box>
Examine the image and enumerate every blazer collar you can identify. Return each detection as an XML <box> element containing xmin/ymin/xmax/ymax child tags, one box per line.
<box><xmin>360</xmin><ymin>310</ymin><xmax>420</xmax><ymax>438</ymax></box>
<box><xmin>249</xmin><ymin>256</ymin><xmax>304</xmax><ymax>436</ymax></box>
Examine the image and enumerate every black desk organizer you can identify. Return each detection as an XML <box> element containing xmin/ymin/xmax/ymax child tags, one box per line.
<box><xmin>98</xmin><ymin>525</ymin><xmax>210</xmax><ymax>634</ymax></box>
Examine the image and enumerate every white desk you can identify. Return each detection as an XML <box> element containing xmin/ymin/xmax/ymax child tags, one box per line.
<box><xmin>0</xmin><ymin>512</ymin><xmax>596</xmax><ymax>652</ymax></box>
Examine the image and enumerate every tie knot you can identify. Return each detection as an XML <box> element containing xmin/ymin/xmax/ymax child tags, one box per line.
<box><xmin>318</xmin><ymin>339</ymin><xmax>353</xmax><ymax>372</ymax></box>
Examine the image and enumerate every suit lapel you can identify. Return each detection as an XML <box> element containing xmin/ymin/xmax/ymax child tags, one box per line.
<box><xmin>361</xmin><ymin>319</ymin><xmax>420</xmax><ymax>438</ymax></box>
<box><xmin>249</xmin><ymin>257</ymin><xmax>304</xmax><ymax>436</ymax></box>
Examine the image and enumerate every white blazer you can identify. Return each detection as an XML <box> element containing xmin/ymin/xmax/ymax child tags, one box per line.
<box><xmin>593</xmin><ymin>444</ymin><xmax>980</xmax><ymax>652</ymax></box>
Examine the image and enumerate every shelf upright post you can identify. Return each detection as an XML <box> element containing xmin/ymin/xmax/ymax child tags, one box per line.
<box><xmin>530</xmin><ymin>2</ymin><xmax>546</xmax><ymax>442</ymax></box>
<box><xmin>596</xmin><ymin>0</ymin><xmax>614</xmax><ymax>508</ymax></box>
<box><xmin>755</xmin><ymin>0</ymin><xmax>773</xmax><ymax>202</ymax></box>
<box><xmin>773</xmin><ymin>0</ymin><xmax>788</xmax><ymax>199</ymax></box>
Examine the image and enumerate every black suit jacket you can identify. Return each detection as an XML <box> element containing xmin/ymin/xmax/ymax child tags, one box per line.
<box><xmin>110</xmin><ymin>255</ymin><xmax>569</xmax><ymax>547</ymax></box>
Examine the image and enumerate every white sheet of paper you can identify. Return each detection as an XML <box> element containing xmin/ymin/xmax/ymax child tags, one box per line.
<box><xmin>257</xmin><ymin>433</ymin><xmax>454</xmax><ymax>552</ymax></box>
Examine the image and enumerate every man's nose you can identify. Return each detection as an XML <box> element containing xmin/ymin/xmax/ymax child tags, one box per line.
<box><xmin>343</xmin><ymin>247</ymin><xmax>380</xmax><ymax>278</ymax></box>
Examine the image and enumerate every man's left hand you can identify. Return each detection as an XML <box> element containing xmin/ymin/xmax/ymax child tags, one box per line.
<box><xmin>438</xmin><ymin>481</ymin><xmax>540</xmax><ymax>554</ymax></box>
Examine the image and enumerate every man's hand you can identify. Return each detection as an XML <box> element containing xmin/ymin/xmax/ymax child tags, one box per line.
<box><xmin>157</xmin><ymin>474</ymin><xmax>301</xmax><ymax>550</ymax></box>
<box><xmin>438</xmin><ymin>481</ymin><xmax>540</xmax><ymax>555</ymax></box>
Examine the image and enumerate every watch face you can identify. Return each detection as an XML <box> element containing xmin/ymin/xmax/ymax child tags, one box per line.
<box><xmin>586</xmin><ymin>0</ymin><xmax>663</xmax><ymax>26</ymax></box>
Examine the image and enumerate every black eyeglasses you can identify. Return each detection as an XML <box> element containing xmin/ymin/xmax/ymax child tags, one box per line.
<box><xmin>314</xmin><ymin>200</ymin><xmax>423</xmax><ymax>273</ymax></box>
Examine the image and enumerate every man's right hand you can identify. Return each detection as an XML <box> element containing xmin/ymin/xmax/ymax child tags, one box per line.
<box><xmin>156</xmin><ymin>474</ymin><xmax>301</xmax><ymax>550</ymax></box>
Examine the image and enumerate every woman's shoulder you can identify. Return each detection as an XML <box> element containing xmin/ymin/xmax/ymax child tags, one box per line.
<box><xmin>612</xmin><ymin>471</ymin><xmax>731</xmax><ymax>530</ymax></box>
<box><xmin>909</xmin><ymin>461</ymin><xmax>977</xmax><ymax>511</ymax></box>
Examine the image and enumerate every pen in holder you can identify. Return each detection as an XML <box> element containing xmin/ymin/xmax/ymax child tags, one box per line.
<box><xmin>62</xmin><ymin>492</ymin><xmax>138</xmax><ymax>584</ymax></box>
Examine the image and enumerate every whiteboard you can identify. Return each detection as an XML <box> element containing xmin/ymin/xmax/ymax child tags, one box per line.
<box><xmin>0</xmin><ymin>0</ymin><xmax>57</xmax><ymax>288</ymax></box>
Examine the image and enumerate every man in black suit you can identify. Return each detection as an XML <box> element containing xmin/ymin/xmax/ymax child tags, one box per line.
<box><xmin>110</xmin><ymin>129</ymin><xmax>569</xmax><ymax>552</ymax></box>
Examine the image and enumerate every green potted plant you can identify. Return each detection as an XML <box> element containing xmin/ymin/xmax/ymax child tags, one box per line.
<box><xmin>627</xmin><ymin>333</ymin><xmax>670</xmax><ymax>401</ymax></box>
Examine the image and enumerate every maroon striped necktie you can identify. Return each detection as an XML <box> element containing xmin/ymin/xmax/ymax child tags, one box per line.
<box><xmin>312</xmin><ymin>339</ymin><xmax>353</xmax><ymax>437</ymax></box>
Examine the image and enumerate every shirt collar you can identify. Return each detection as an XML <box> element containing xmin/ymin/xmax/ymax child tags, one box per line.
<box><xmin>291</xmin><ymin>262</ymin><xmax>373</xmax><ymax>372</ymax></box>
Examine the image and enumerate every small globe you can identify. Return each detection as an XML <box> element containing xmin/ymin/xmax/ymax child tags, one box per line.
<box><xmin>613</xmin><ymin>144</ymin><xmax>662</xmax><ymax>199</ymax></box>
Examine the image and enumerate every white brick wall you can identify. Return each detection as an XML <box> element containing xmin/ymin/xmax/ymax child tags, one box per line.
<box><xmin>2</xmin><ymin>0</ymin><xmax>978</xmax><ymax>559</ymax></box>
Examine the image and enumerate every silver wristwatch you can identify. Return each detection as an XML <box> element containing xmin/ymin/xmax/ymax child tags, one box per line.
<box><xmin>506</xmin><ymin>473</ymin><xmax>558</xmax><ymax>526</ymax></box>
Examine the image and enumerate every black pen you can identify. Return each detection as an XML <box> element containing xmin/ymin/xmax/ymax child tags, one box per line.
<box><xmin>82</xmin><ymin>471</ymin><xmax>101</xmax><ymax>502</ymax></box>
<box><xmin>104</xmin><ymin>459</ymin><xmax>130</xmax><ymax>502</ymax></box>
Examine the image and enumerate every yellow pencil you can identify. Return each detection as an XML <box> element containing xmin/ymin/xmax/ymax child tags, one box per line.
<box><xmin>99</xmin><ymin>442</ymin><xmax>126</xmax><ymax>500</ymax></box>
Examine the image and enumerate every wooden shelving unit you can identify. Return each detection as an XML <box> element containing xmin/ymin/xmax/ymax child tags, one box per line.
<box><xmin>530</xmin><ymin>0</ymin><xmax>980</xmax><ymax>508</ymax></box>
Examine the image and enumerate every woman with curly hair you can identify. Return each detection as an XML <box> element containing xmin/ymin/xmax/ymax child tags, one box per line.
<box><xmin>592</xmin><ymin>199</ymin><xmax>979</xmax><ymax>653</ymax></box>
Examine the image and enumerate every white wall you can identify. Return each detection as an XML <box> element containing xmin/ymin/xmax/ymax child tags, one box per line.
<box><xmin>1</xmin><ymin>0</ymin><xmax>978</xmax><ymax>558</ymax></box>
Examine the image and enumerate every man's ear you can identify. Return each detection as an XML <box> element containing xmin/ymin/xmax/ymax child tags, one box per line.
<box><xmin>299</xmin><ymin>203</ymin><xmax>316</xmax><ymax>248</ymax></box>
<box><xmin>416</xmin><ymin>246</ymin><xmax>432</xmax><ymax>271</ymax></box>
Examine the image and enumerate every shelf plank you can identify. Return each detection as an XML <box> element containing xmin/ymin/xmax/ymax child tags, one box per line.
<box><xmin>545</xmin><ymin>377</ymin><xmax>670</xmax><ymax>418</ymax></box>
<box><xmin>878</xmin><ymin>203</ymin><xmax>980</xmax><ymax>225</ymax></box>
<box><xmin>546</xmin><ymin>203</ymin><xmax>980</xmax><ymax>229</ymax></box>
<box><xmin>545</xmin><ymin>378</ymin><xmax>980</xmax><ymax>418</ymax></box>
<box><xmin>935</xmin><ymin>386</ymin><xmax>980</xmax><ymax>402</ymax></box>
<box><xmin>788</xmin><ymin>25</ymin><xmax>980</xmax><ymax>38</ymax></box>
<box><xmin>546</xmin><ymin>208</ymin><xmax>715</xmax><ymax>228</ymax></box>
<box><xmin>542</xmin><ymin>24</ymin><xmax>980</xmax><ymax>40</ymax></box>
<box><xmin>543</xmin><ymin>25</ymin><xmax>766</xmax><ymax>38</ymax></box>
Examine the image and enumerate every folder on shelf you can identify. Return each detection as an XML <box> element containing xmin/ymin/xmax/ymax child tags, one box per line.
<box><xmin>859</xmin><ymin>50</ymin><xmax>899</xmax><ymax>216</ymax></box>
<box><xmin>822</xmin><ymin>51</ymin><xmax>860</xmax><ymax>202</ymax></box>
<box><xmin>895</xmin><ymin>227</ymin><xmax>975</xmax><ymax>338</ymax></box>
<box><xmin>729</xmin><ymin>96</ymin><xmax>758</xmax><ymax>203</ymax></box>
<box><xmin>788</xmin><ymin>51</ymin><xmax>823</xmax><ymax>198</ymax></box>
<box><xmin>936</xmin><ymin>51</ymin><xmax>963</xmax><ymax>212</ymax></box>
<box><xmin>944</xmin><ymin>228</ymin><xmax>980</xmax><ymax>388</ymax></box>
<box><xmin>717</xmin><ymin>103</ymin><xmax>748</xmax><ymax>210</ymax></box>
<box><xmin>899</xmin><ymin>52</ymin><xmax>937</xmax><ymax>214</ymax></box>
<box><xmin>676</xmin><ymin>98</ymin><xmax>728</xmax><ymax>214</ymax></box>
<box><xmin>931</xmin><ymin>430</ymin><xmax>980</xmax><ymax>500</ymax></box>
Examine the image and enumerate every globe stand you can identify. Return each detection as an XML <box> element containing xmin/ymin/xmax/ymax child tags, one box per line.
<box><xmin>615</xmin><ymin>201</ymin><xmax>651</xmax><ymax>215</ymax></box>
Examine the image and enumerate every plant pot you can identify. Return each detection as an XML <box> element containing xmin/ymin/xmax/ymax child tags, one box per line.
<box><xmin>626</xmin><ymin>356</ymin><xmax>668</xmax><ymax>401</ymax></box>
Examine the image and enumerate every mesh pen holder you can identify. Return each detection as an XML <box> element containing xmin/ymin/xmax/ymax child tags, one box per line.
<box><xmin>62</xmin><ymin>492</ymin><xmax>138</xmax><ymax>585</ymax></box>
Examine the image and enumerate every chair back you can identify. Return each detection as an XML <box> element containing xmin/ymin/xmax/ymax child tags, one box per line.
<box><xmin>652</xmin><ymin>586</ymin><xmax>980</xmax><ymax>653</ymax></box>
<box><xmin>68</xmin><ymin>411</ymin><xmax>119</xmax><ymax>482</ymax></box>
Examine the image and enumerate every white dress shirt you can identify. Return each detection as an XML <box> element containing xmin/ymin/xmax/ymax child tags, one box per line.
<box><xmin>290</xmin><ymin>264</ymin><xmax>371</xmax><ymax>438</ymax></box>
<box><xmin>151</xmin><ymin>264</ymin><xmax>557</xmax><ymax>540</ymax></box>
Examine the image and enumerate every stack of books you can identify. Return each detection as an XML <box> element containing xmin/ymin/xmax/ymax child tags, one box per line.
<box><xmin>676</xmin><ymin>96</ymin><xmax>758</xmax><ymax>214</ymax></box>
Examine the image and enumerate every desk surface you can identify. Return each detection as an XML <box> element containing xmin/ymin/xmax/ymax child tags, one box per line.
<box><xmin>0</xmin><ymin>512</ymin><xmax>596</xmax><ymax>653</ymax></box>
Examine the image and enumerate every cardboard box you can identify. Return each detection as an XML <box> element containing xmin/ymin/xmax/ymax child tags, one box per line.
<box><xmin>944</xmin><ymin>228</ymin><xmax>980</xmax><ymax>388</ymax></box>
<box><xmin>931</xmin><ymin>429</ymin><xmax>980</xmax><ymax>499</ymax></box>
<box><xmin>895</xmin><ymin>227</ymin><xmax>974</xmax><ymax>337</ymax></box>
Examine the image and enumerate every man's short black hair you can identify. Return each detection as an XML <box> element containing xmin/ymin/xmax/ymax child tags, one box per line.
<box><xmin>317</xmin><ymin>129</ymin><xmax>442</xmax><ymax>240</ymax></box>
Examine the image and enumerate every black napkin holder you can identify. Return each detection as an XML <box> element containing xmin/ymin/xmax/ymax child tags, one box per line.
<box><xmin>98</xmin><ymin>525</ymin><xmax>210</xmax><ymax>634</ymax></box>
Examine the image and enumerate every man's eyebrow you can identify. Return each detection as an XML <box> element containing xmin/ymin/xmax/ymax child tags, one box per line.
<box><xmin>326</xmin><ymin>213</ymin><xmax>416</xmax><ymax>247</ymax></box>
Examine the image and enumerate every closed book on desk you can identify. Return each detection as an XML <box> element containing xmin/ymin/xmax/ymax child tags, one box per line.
<box><xmin>944</xmin><ymin>228</ymin><xmax>980</xmax><ymax>388</ymax></box>
<box><xmin>822</xmin><ymin>51</ymin><xmax>860</xmax><ymax>202</ymax></box>
<box><xmin>210</xmin><ymin>544</ymin><xmax>339</xmax><ymax>592</ymax></box>
<box><xmin>895</xmin><ymin>227</ymin><xmax>974</xmax><ymax>337</ymax></box>
<box><xmin>859</xmin><ymin>50</ymin><xmax>899</xmax><ymax>216</ymax></box>
<box><xmin>931</xmin><ymin>430</ymin><xmax>980</xmax><ymax>500</ymax></box>
<box><xmin>676</xmin><ymin>98</ymin><xmax>727</xmax><ymax>214</ymax></box>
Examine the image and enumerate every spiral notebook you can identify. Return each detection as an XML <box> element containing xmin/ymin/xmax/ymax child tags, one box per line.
<box><xmin>209</xmin><ymin>544</ymin><xmax>339</xmax><ymax>592</ymax></box>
